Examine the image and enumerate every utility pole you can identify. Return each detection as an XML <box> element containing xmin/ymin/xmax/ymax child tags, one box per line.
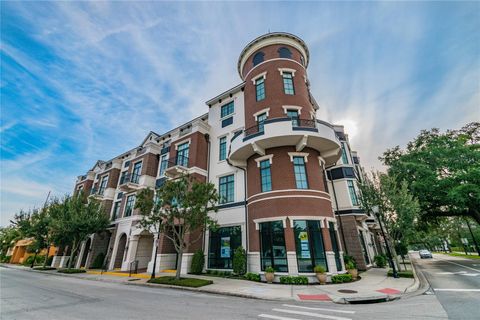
<box><xmin>465</xmin><ymin>218</ymin><xmax>480</xmax><ymax>256</ymax></box>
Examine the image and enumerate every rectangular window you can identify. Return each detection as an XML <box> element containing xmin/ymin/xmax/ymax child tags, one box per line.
<box><xmin>124</xmin><ymin>195</ymin><xmax>135</xmax><ymax>217</ymax></box>
<box><xmin>219</xmin><ymin>137</ymin><xmax>227</xmax><ymax>161</ymax></box>
<box><xmin>119</xmin><ymin>171</ymin><xmax>127</xmax><ymax>185</ymax></box>
<box><xmin>260</xmin><ymin>160</ymin><xmax>272</xmax><ymax>192</ymax></box>
<box><xmin>294</xmin><ymin>220</ymin><xmax>327</xmax><ymax>272</ymax></box>
<box><xmin>329</xmin><ymin>221</ymin><xmax>342</xmax><ymax>271</ymax></box>
<box><xmin>257</xmin><ymin>112</ymin><xmax>267</xmax><ymax>133</ymax></box>
<box><xmin>347</xmin><ymin>180</ymin><xmax>359</xmax><ymax>206</ymax></box>
<box><xmin>220</xmin><ymin>101</ymin><xmax>234</xmax><ymax>118</ymax></box>
<box><xmin>293</xmin><ymin>156</ymin><xmax>309</xmax><ymax>189</ymax></box>
<box><xmin>287</xmin><ymin>109</ymin><xmax>299</xmax><ymax>127</ymax></box>
<box><xmin>98</xmin><ymin>175</ymin><xmax>108</xmax><ymax>195</ymax></box>
<box><xmin>259</xmin><ymin>221</ymin><xmax>288</xmax><ymax>272</ymax></box>
<box><xmin>219</xmin><ymin>174</ymin><xmax>234</xmax><ymax>204</ymax></box>
<box><xmin>283</xmin><ymin>72</ymin><xmax>295</xmax><ymax>95</ymax></box>
<box><xmin>159</xmin><ymin>154</ymin><xmax>168</xmax><ymax>176</ymax></box>
<box><xmin>124</xmin><ymin>161</ymin><xmax>130</xmax><ymax>168</ymax></box>
<box><xmin>341</xmin><ymin>142</ymin><xmax>349</xmax><ymax>164</ymax></box>
<box><xmin>176</xmin><ymin>142</ymin><xmax>189</xmax><ymax>167</ymax></box>
<box><xmin>255</xmin><ymin>77</ymin><xmax>265</xmax><ymax>101</ymax></box>
<box><xmin>112</xmin><ymin>201</ymin><xmax>121</xmax><ymax>220</ymax></box>
<box><xmin>221</xmin><ymin>116</ymin><xmax>233</xmax><ymax>128</ymax></box>
<box><xmin>132</xmin><ymin>161</ymin><xmax>142</xmax><ymax>184</ymax></box>
<box><xmin>208</xmin><ymin>226</ymin><xmax>241</xmax><ymax>269</ymax></box>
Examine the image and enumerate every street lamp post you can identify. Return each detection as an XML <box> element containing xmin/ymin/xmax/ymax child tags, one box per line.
<box><xmin>372</xmin><ymin>205</ymin><xmax>399</xmax><ymax>278</ymax></box>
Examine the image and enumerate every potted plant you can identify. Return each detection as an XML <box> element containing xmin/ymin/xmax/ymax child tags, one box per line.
<box><xmin>265</xmin><ymin>266</ymin><xmax>275</xmax><ymax>283</ymax></box>
<box><xmin>346</xmin><ymin>261</ymin><xmax>358</xmax><ymax>280</ymax></box>
<box><xmin>314</xmin><ymin>265</ymin><xmax>327</xmax><ymax>284</ymax></box>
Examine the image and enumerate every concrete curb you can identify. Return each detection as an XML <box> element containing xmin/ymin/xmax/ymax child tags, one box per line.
<box><xmin>401</xmin><ymin>256</ymin><xmax>431</xmax><ymax>299</ymax></box>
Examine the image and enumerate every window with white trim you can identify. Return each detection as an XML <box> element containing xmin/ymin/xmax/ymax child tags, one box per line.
<box><xmin>347</xmin><ymin>180</ymin><xmax>359</xmax><ymax>206</ymax></box>
<box><xmin>219</xmin><ymin>136</ymin><xmax>227</xmax><ymax>161</ymax></box>
<box><xmin>293</xmin><ymin>156</ymin><xmax>309</xmax><ymax>189</ymax></box>
<box><xmin>255</xmin><ymin>77</ymin><xmax>265</xmax><ymax>101</ymax></box>
<box><xmin>283</xmin><ymin>72</ymin><xmax>295</xmax><ymax>95</ymax></box>
<box><xmin>219</xmin><ymin>174</ymin><xmax>234</xmax><ymax>204</ymax></box>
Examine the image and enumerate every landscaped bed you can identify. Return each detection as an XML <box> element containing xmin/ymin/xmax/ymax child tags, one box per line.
<box><xmin>387</xmin><ymin>269</ymin><xmax>414</xmax><ymax>278</ymax></box>
<box><xmin>33</xmin><ymin>266</ymin><xmax>56</xmax><ymax>271</ymax></box>
<box><xmin>148</xmin><ymin>276</ymin><xmax>213</xmax><ymax>288</ymax></box>
<box><xmin>57</xmin><ymin>268</ymin><xmax>86</xmax><ymax>274</ymax></box>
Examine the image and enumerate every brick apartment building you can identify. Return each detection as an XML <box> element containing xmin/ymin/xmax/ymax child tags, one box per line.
<box><xmin>51</xmin><ymin>32</ymin><xmax>381</xmax><ymax>280</ymax></box>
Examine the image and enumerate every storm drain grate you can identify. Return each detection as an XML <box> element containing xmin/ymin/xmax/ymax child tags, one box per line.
<box><xmin>338</xmin><ymin>289</ymin><xmax>358</xmax><ymax>294</ymax></box>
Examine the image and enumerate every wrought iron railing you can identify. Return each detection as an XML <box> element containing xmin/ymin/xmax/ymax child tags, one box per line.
<box><xmin>161</xmin><ymin>155</ymin><xmax>189</xmax><ymax>170</ymax></box>
<box><xmin>119</xmin><ymin>172</ymin><xmax>141</xmax><ymax>185</ymax></box>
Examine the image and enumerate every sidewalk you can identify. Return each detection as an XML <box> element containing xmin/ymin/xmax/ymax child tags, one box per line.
<box><xmin>1</xmin><ymin>263</ymin><xmax>418</xmax><ymax>303</ymax></box>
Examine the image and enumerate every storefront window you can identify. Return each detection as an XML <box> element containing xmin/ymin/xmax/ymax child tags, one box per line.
<box><xmin>329</xmin><ymin>221</ymin><xmax>342</xmax><ymax>271</ymax></box>
<box><xmin>294</xmin><ymin>220</ymin><xmax>327</xmax><ymax>272</ymax></box>
<box><xmin>208</xmin><ymin>226</ymin><xmax>241</xmax><ymax>269</ymax></box>
<box><xmin>260</xmin><ymin>221</ymin><xmax>288</xmax><ymax>272</ymax></box>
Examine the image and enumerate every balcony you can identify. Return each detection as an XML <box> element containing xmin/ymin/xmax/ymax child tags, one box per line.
<box><xmin>89</xmin><ymin>187</ymin><xmax>105</xmax><ymax>200</ymax></box>
<box><xmin>229</xmin><ymin>118</ymin><xmax>341</xmax><ymax>166</ymax></box>
<box><xmin>118</xmin><ymin>172</ymin><xmax>142</xmax><ymax>192</ymax></box>
<box><xmin>163</xmin><ymin>155</ymin><xmax>189</xmax><ymax>178</ymax></box>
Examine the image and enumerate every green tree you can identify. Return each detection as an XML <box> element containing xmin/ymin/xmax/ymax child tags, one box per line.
<box><xmin>381</xmin><ymin>122</ymin><xmax>480</xmax><ymax>224</ymax></box>
<box><xmin>135</xmin><ymin>175</ymin><xmax>218</xmax><ymax>280</ymax></box>
<box><xmin>50</xmin><ymin>192</ymin><xmax>109</xmax><ymax>269</ymax></box>
<box><xmin>358</xmin><ymin>172</ymin><xmax>420</xmax><ymax>270</ymax></box>
<box><xmin>0</xmin><ymin>226</ymin><xmax>21</xmax><ymax>257</ymax></box>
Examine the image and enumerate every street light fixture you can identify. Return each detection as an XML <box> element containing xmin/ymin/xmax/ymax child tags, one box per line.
<box><xmin>372</xmin><ymin>205</ymin><xmax>399</xmax><ymax>278</ymax></box>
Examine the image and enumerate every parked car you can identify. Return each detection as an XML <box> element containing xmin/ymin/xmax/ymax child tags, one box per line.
<box><xmin>419</xmin><ymin>249</ymin><xmax>433</xmax><ymax>259</ymax></box>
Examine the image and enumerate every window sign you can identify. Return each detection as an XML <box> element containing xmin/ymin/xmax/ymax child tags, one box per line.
<box><xmin>299</xmin><ymin>231</ymin><xmax>311</xmax><ymax>258</ymax></box>
<box><xmin>220</xmin><ymin>237</ymin><xmax>231</xmax><ymax>258</ymax></box>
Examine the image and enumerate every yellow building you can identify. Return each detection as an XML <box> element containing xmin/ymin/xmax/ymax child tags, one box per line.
<box><xmin>9</xmin><ymin>239</ymin><xmax>56</xmax><ymax>264</ymax></box>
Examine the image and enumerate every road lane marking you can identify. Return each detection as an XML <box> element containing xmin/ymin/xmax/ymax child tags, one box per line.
<box><xmin>258</xmin><ymin>314</ymin><xmax>300</xmax><ymax>320</ymax></box>
<box><xmin>434</xmin><ymin>289</ymin><xmax>480</xmax><ymax>292</ymax></box>
<box><xmin>282</xmin><ymin>304</ymin><xmax>355</xmax><ymax>314</ymax></box>
<box><xmin>434</xmin><ymin>256</ymin><xmax>480</xmax><ymax>272</ymax></box>
<box><xmin>272</xmin><ymin>308</ymin><xmax>352</xmax><ymax>320</ymax></box>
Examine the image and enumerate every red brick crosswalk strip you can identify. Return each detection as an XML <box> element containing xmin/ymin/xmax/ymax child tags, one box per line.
<box><xmin>376</xmin><ymin>288</ymin><xmax>401</xmax><ymax>294</ymax></box>
<box><xmin>297</xmin><ymin>294</ymin><xmax>331</xmax><ymax>301</ymax></box>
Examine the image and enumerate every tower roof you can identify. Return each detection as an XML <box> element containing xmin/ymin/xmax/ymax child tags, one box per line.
<box><xmin>237</xmin><ymin>32</ymin><xmax>310</xmax><ymax>79</ymax></box>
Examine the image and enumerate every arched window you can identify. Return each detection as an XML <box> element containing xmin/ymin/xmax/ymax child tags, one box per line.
<box><xmin>252</xmin><ymin>52</ymin><xmax>264</xmax><ymax>66</ymax></box>
<box><xmin>278</xmin><ymin>47</ymin><xmax>292</xmax><ymax>59</ymax></box>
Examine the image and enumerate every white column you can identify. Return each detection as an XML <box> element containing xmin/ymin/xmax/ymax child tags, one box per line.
<box><xmin>147</xmin><ymin>233</ymin><xmax>160</xmax><ymax>274</ymax></box>
<box><xmin>109</xmin><ymin>235</ymin><xmax>121</xmax><ymax>270</ymax></box>
<box><xmin>287</xmin><ymin>251</ymin><xmax>298</xmax><ymax>275</ymax></box>
<box><xmin>325</xmin><ymin>251</ymin><xmax>337</xmax><ymax>274</ymax></box>
<box><xmin>75</xmin><ymin>241</ymin><xmax>86</xmax><ymax>269</ymax></box>
<box><xmin>122</xmin><ymin>236</ymin><xmax>139</xmax><ymax>271</ymax></box>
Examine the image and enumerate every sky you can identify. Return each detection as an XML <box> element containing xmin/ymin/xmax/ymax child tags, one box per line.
<box><xmin>1</xmin><ymin>1</ymin><xmax>479</xmax><ymax>226</ymax></box>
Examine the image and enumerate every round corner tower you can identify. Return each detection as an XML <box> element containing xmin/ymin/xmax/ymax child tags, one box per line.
<box><xmin>229</xmin><ymin>32</ymin><xmax>344</xmax><ymax>276</ymax></box>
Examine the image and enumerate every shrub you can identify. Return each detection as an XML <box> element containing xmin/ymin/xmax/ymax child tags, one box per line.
<box><xmin>232</xmin><ymin>246</ymin><xmax>247</xmax><ymax>275</ymax></box>
<box><xmin>57</xmin><ymin>268</ymin><xmax>86</xmax><ymax>274</ymax></box>
<box><xmin>190</xmin><ymin>250</ymin><xmax>205</xmax><ymax>275</ymax></box>
<box><xmin>343</xmin><ymin>255</ymin><xmax>357</xmax><ymax>268</ymax></box>
<box><xmin>374</xmin><ymin>255</ymin><xmax>387</xmax><ymax>268</ymax></box>
<box><xmin>345</xmin><ymin>261</ymin><xmax>356</xmax><ymax>270</ymax></box>
<box><xmin>280</xmin><ymin>276</ymin><xmax>309</xmax><ymax>285</ymax></box>
<box><xmin>265</xmin><ymin>266</ymin><xmax>275</xmax><ymax>273</ymax></box>
<box><xmin>314</xmin><ymin>265</ymin><xmax>326</xmax><ymax>273</ymax></box>
<box><xmin>0</xmin><ymin>255</ymin><xmax>11</xmax><ymax>263</ymax></box>
<box><xmin>387</xmin><ymin>269</ymin><xmax>414</xmax><ymax>278</ymax></box>
<box><xmin>244</xmin><ymin>272</ymin><xmax>261</xmax><ymax>282</ymax></box>
<box><xmin>148</xmin><ymin>276</ymin><xmax>212</xmax><ymax>288</ymax></box>
<box><xmin>33</xmin><ymin>266</ymin><xmax>56</xmax><ymax>271</ymax></box>
<box><xmin>91</xmin><ymin>252</ymin><xmax>105</xmax><ymax>269</ymax></box>
<box><xmin>46</xmin><ymin>255</ymin><xmax>54</xmax><ymax>266</ymax></box>
<box><xmin>331</xmin><ymin>274</ymin><xmax>353</xmax><ymax>283</ymax></box>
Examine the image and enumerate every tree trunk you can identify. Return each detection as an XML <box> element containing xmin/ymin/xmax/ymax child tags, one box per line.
<box><xmin>68</xmin><ymin>240</ymin><xmax>77</xmax><ymax>269</ymax></box>
<box><xmin>175</xmin><ymin>247</ymin><xmax>184</xmax><ymax>280</ymax></box>
<box><xmin>30</xmin><ymin>251</ymin><xmax>38</xmax><ymax>268</ymax></box>
<box><xmin>151</xmin><ymin>239</ymin><xmax>159</xmax><ymax>280</ymax></box>
<box><xmin>470</xmin><ymin>208</ymin><xmax>480</xmax><ymax>225</ymax></box>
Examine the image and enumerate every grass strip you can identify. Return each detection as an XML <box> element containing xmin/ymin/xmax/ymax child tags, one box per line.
<box><xmin>148</xmin><ymin>276</ymin><xmax>213</xmax><ymax>288</ymax></box>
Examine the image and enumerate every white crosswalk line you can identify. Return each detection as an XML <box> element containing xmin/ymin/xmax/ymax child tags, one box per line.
<box><xmin>282</xmin><ymin>304</ymin><xmax>355</xmax><ymax>314</ymax></box>
<box><xmin>272</xmin><ymin>308</ymin><xmax>353</xmax><ymax>320</ymax></box>
<box><xmin>434</xmin><ymin>288</ymin><xmax>480</xmax><ymax>292</ymax></box>
<box><xmin>258</xmin><ymin>314</ymin><xmax>301</xmax><ymax>320</ymax></box>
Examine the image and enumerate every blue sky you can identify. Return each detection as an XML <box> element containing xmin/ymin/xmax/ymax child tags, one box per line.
<box><xmin>1</xmin><ymin>1</ymin><xmax>479</xmax><ymax>226</ymax></box>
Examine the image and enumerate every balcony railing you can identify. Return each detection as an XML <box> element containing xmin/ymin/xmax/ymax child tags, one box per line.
<box><xmin>161</xmin><ymin>155</ymin><xmax>189</xmax><ymax>169</ymax></box>
<box><xmin>237</xmin><ymin>117</ymin><xmax>318</xmax><ymax>142</ymax></box>
<box><xmin>120</xmin><ymin>172</ymin><xmax>140</xmax><ymax>185</ymax></box>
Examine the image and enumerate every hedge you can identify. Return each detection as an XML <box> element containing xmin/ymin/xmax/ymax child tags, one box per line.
<box><xmin>148</xmin><ymin>276</ymin><xmax>212</xmax><ymax>288</ymax></box>
<box><xmin>387</xmin><ymin>269</ymin><xmax>414</xmax><ymax>278</ymax></box>
<box><xmin>331</xmin><ymin>274</ymin><xmax>353</xmax><ymax>283</ymax></box>
<box><xmin>57</xmin><ymin>268</ymin><xmax>86</xmax><ymax>274</ymax></box>
<box><xmin>244</xmin><ymin>272</ymin><xmax>261</xmax><ymax>282</ymax></box>
<box><xmin>190</xmin><ymin>250</ymin><xmax>205</xmax><ymax>275</ymax></box>
<box><xmin>279</xmin><ymin>276</ymin><xmax>309</xmax><ymax>285</ymax></box>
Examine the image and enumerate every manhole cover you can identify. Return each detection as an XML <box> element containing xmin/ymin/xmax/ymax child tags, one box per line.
<box><xmin>338</xmin><ymin>289</ymin><xmax>358</xmax><ymax>294</ymax></box>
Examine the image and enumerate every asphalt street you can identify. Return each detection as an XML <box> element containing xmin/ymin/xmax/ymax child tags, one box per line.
<box><xmin>414</xmin><ymin>253</ymin><xmax>480</xmax><ymax>320</ymax></box>
<box><xmin>0</xmin><ymin>263</ymin><xmax>453</xmax><ymax>320</ymax></box>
